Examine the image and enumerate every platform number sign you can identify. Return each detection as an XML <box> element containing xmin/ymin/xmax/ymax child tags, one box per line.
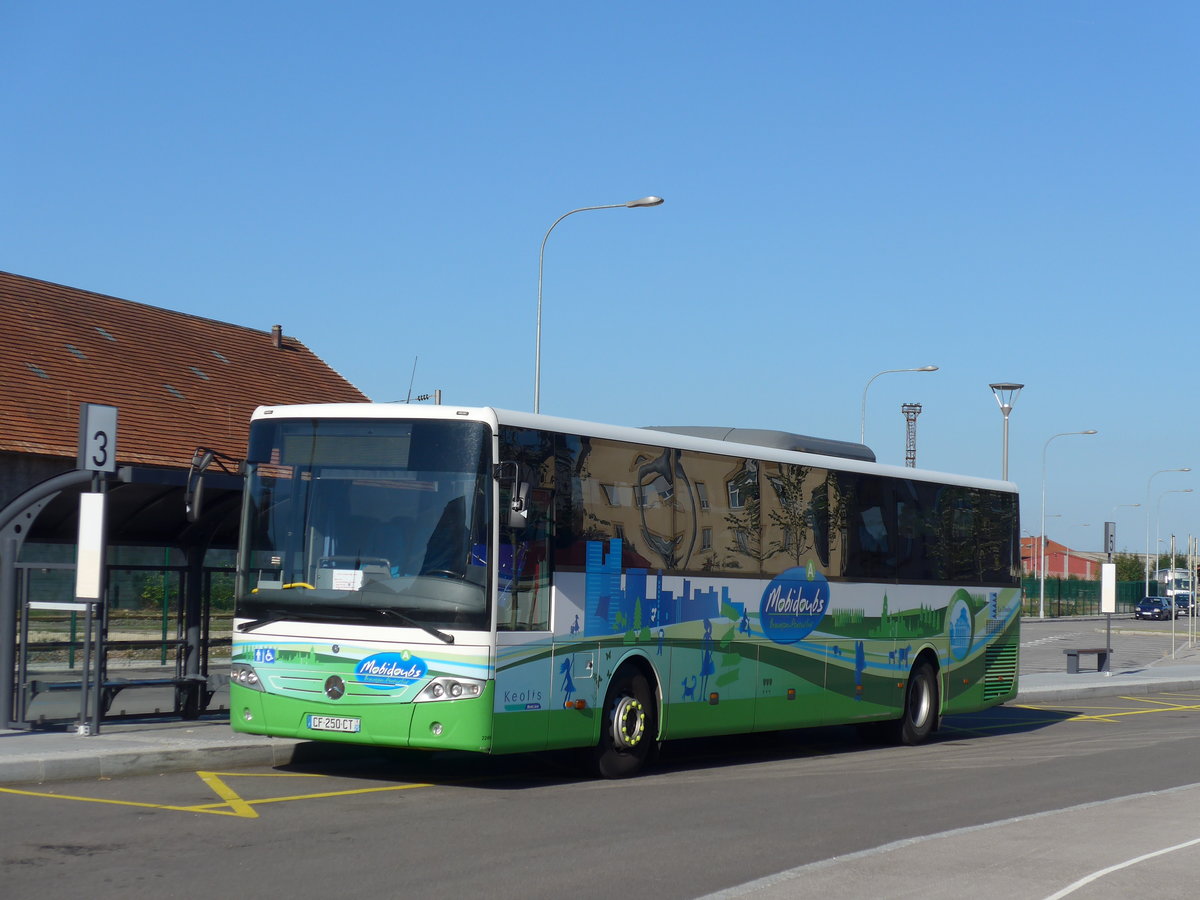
<box><xmin>78</xmin><ymin>403</ymin><xmax>118</xmax><ymax>473</ymax></box>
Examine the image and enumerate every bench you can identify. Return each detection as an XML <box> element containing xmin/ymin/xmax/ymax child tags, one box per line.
<box><xmin>1064</xmin><ymin>648</ymin><xmax>1110</xmax><ymax>674</ymax></box>
<box><xmin>27</xmin><ymin>674</ymin><xmax>215</xmax><ymax>715</ymax></box>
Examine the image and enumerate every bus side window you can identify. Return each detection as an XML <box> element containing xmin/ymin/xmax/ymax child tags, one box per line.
<box><xmin>498</xmin><ymin>481</ymin><xmax>552</xmax><ymax>630</ymax></box>
<box><xmin>498</xmin><ymin>427</ymin><xmax>555</xmax><ymax>631</ymax></box>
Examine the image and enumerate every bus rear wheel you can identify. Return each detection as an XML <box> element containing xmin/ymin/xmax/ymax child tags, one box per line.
<box><xmin>892</xmin><ymin>661</ymin><xmax>938</xmax><ymax>745</ymax></box>
<box><xmin>593</xmin><ymin>669</ymin><xmax>657</xmax><ymax>778</ymax></box>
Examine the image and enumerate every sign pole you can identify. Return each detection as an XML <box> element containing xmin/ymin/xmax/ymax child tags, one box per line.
<box><xmin>74</xmin><ymin>404</ymin><xmax>117</xmax><ymax>735</ymax></box>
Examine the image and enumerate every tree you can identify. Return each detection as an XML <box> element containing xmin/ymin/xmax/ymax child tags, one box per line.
<box><xmin>1113</xmin><ymin>552</ymin><xmax>1144</xmax><ymax>583</ymax></box>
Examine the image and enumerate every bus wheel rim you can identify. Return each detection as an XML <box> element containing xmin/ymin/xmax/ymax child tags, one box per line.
<box><xmin>611</xmin><ymin>695</ymin><xmax>645</xmax><ymax>749</ymax></box>
<box><xmin>911</xmin><ymin>676</ymin><xmax>931</xmax><ymax>727</ymax></box>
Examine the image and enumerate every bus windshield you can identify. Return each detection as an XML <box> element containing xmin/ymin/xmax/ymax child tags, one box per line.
<box><xmin>237</xmin><ymin>418</ymin><xmax>492</xmax><ymax>633</ymax></box>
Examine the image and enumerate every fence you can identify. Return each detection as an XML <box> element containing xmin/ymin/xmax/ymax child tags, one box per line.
<box><xmin>1020</xmin><ymin>577</ymin><xmax>1156</xmax><ymax>617</ymax></box>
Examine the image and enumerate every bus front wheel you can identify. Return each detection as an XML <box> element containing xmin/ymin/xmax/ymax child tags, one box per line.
<box><xmin>893</xmin><ymin>661</ymin><xmax>938</xmax><ymax>745</ymax></box>
<box><xmin>593</xmin><ymin>669</ymin><xmax>657</xmax><ymax>778</ymax></box>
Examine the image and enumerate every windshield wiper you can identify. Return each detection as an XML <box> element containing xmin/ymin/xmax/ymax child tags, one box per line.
<box><xmin>377</xmin><ymin>608</ymin><xmax>455</xmax><ymax>644</ymax></box>
<box><xmin>238</xmin><ymin>609</ymin><xmax>346</xmax><ymax>633</ymax></box>
<box><xmin>239</xmin><ymin>612</ymin><xmax>289</xmax><ymax>633</ymax></box>
<box><xmin>238</xmin><ymin>605</ymin><xmax>455</xmax><ymax>644</ymax></box>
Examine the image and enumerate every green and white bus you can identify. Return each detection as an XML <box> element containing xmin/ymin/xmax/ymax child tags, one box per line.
<box><xmin>230</xmin><ymin>404</ymin><xmax>1020</xmax><ymax>776</ymax></box>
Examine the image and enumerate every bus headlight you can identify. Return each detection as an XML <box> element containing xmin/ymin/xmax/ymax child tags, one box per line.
<box><xmin>414</xmin><ymin>676</ymin><xmax>484</xmax><ymax>702</ymax></box>
<box><xmin>230</xmin><ymin>663</ymin><xmax>265</xmax><ymax>692</ymax></box>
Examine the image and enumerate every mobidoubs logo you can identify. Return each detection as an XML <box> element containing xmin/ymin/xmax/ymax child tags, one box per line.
<box><xmin>759</xmin><ymin>566</ymin><xmax>830</xmax><ymax>644</ymax></box>
<box><xmin>355</xmin><ymin>651</ymin><xmax>428</xmax><ymax>690</ymax></box>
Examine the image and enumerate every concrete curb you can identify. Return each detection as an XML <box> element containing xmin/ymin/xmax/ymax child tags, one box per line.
<box><xmin>0</xmin><ymin>728</ymin><xmax>363</xmax><ymax>786</ymax></box>
<box><xmin>1014</xmin><ymin>677</ymin><xmax>1200</xmax><ymax>705</ymax></box>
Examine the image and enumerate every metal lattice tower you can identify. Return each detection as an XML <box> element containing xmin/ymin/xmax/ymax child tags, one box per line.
<box><xmin>901</xmin><ymin>402</ymin><xmax>923</xmax><ymax>468</ymax></box>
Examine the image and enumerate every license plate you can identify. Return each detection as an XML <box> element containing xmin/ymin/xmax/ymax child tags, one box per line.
<box><xmin>307</xmin><ymin>715</ymin><xmax>361</xmax><ymax>733</ymax></box>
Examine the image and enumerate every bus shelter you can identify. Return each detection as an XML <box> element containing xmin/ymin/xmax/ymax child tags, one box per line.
<box><xmin>0</xmin><ymin>464</ymin><xmax>242</xmax><ymax>730</ymax></box>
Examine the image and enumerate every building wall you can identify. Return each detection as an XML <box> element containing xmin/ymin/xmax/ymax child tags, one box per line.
<box><xmin>1019</xmin><ymin>536</ymin><xmax>1100</xmax><ymax>579</ymax></box>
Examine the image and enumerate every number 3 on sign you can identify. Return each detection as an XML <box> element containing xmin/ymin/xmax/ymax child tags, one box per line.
<box><xmin>78</xmin><ymin>403</ymin><xmax>118</xmax><ymax>473</ymax></box>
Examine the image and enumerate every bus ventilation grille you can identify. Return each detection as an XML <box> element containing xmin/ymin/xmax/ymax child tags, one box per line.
<box><xmin>983</xmin><ymin>643</ymin><xmax>1018</xmax><ymax>700</ymax></box>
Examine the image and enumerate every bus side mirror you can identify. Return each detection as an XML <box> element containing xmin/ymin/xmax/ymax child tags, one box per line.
<box><xmin>510</xmin><ymin>480</ymin><xmax>529</xmax><ymax>528</ymax></box>
<box><xmin>184</xmin><ymin>448</ymin><xmax>216</xmax><ymax>522</ymax></box>
<box><xmin>184</xmin><ymin>447</ymin><xmax>238</xmax><ymax>523</ymax></box>
<box><xmin>493</xmin><ymin>461</ymin><xmax>530</xmax><ymax>528</ymax></box>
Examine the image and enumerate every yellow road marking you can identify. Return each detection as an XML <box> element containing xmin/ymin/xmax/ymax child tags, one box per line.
<box><xmin>1015</xmin><ymin>697</ymin><xmax>1200</xmax><ymax>724</ymax></box>
<box><xmin>3</xmin><ymin>697</ymin><xmax>1197</xmax><ymax>813</ymax></box>
<box><xmin>196</xmin><ymin>771</ymin><xmax>262</xmax><ymax>818</ymax></box>
<box><xmin>0</xmin><ymin>785</ymin><xmax>240</xmax><ymax>816</ymax></box>
<box><xmin>0</xmin><ymin>769</ymin><xmax>433</xmax><ymax>818</ymax></box>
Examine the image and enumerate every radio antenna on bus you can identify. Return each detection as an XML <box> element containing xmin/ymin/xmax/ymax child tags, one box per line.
<box><xmin>405</xmin><ymin>356</ymin><xmax>418</xmax><ymax>403</ymax></box>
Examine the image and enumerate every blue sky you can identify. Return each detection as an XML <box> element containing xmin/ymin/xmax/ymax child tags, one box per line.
<box><xmin>3</xmin><ymin>2</ymin><xmax>1196</xmax><ymax>555</ymax></box>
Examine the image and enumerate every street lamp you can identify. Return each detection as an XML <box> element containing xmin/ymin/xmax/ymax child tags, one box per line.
<box><xmin>988</xmin><ymin>383</ymin><xmax>1024</xmax><ymax>480</ymax></box>
<box><xmin>1144</xmin><ymin>468</ymin><xmax>1190</xmax><ymax>594</ymax></box>
<box><xmin>1155</xmin><ymin>488</ymin><xmax>1193</xmax><ymax>586</ymax></box>
<box><xmin>860</xmin><ymin>366</ymin><xmax>938</xmax><ymax>444</ymax></box>
<box><xmin>534</xmin><ymin>196</ymin><xmax>664</xmax><ymax>413</ymax></box>
<box><xmin>1039</xmin><ymin>430</ymin><xmax>1098</xmax><ymax>618</ymax></box>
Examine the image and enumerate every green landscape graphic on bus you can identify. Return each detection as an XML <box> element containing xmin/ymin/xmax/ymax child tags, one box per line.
<box><xmin>575</xmin><ymin>537</ymin><xmax>1011</xmax><ymax>712</ymax></box>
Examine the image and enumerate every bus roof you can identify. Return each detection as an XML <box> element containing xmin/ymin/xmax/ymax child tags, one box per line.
<box><xmin>250</xmin><ymin>403</ymin><xmax>1017</xmax><ymax>494</ymax></box>
<box><xmin>642</xmin><ymin>425</ymin><xmax>876</xmax><ymax>462</ymax></box>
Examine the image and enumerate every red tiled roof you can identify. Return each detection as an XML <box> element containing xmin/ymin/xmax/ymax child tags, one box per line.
<box><xmin>0</xmin><ymin>271</ymin><xmax>368</xmax><ymax>468</ymax></box>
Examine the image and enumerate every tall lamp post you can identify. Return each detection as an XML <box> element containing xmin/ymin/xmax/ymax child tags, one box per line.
<box><xmin>1039</xmin><ymin>429</ymin><xmax>1097</xmax><ymax>618</ymax></box>
<box><xmin>988</xmin><ymin>383</ymin><xmax>1023</xmax><ymax>480</ymax></box>
<box><xmin>1144</xmin><ymin>468</ymin><xmax>1190</xmax><ymax>595</ymax></box>
<box><xmin>860</xmin><ymin>365</ymin><xmax>938</xmax><ymax>444</ymax></box>
<box><xmin>534</xmin><ymin>195</ymin><xmax>664</xmax><ymax>413</ymax></box>
<box><xmin>1155</xmin><ymin>488</ymin><xmax>1193</xmax><ymax>587</ymax></box>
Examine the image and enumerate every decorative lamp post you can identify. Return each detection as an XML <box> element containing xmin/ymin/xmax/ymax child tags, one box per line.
<box><xmin>988</xmin><ymin>383</ymin><xmax>1024</xmax><ymax>480</ymax></box>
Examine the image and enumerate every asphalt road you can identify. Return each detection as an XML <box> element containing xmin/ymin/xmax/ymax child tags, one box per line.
<box><xmin>3</xmin><ymin>677</ymin><xmax>1200</xmax><ymax>899</ymax></box>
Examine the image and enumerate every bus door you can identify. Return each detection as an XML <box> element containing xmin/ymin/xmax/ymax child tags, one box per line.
<box><xmin>492</xmin><ymin>454</ymin><xmax>555</xmax><ymax>752</ymax></box>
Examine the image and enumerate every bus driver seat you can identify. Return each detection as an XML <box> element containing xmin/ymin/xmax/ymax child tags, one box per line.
<box><xmin>420</xmin><ymin>496</ymin><xmax>468</xmax><ymax>578</ymax></box>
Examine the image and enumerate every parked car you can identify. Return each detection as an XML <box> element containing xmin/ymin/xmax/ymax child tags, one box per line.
<box><xmin>1173</xmin><ymin>594</ymin><xmax>1193</xmax><ymax>617</ymax></box>
<box><xmin>1135</xmin><ymin>597</ymin><xmax>1174</xmax><ymax>620</ymax></box>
